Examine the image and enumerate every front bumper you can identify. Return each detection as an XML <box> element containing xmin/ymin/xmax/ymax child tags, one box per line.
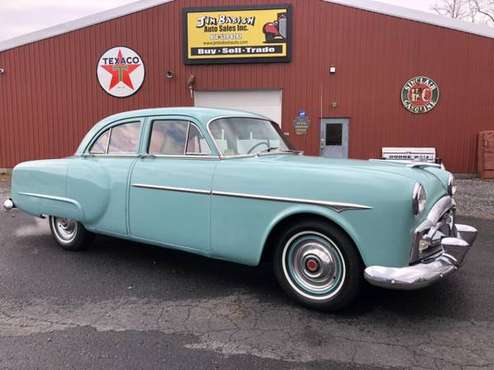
<box><xmin>364</xmin><ymin>196</ymin><xmax>478</xmax><ymax>290</ymax></box>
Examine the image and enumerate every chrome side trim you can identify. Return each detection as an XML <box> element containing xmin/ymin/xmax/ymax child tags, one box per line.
<box><xmin>131</xmin><ymin>184</ymin><xmax>371</xmax><ymax>212</ymax></box>
<box><xmin>17</xmin><ymin>192</ymin><xmax>81</xmax><ymax>207</ymax></box>
<box><xmin>139</xmin><ymin>154</ymin><xmax>219</xmax><ymax>160</ymax></box>
<box><xmin>212</xmin><ymin>191</ymin><xmax>371</xmax><ymax>212</ymax></box>
<box><xmin>83</xmin><ymin>154</ymin><xmax>140</xmax><ymax>158</ymax></box>
<box><xmin>132</xmin><ymin>184</ymin><xmax>211</xmax><ymax>195</ymax></box>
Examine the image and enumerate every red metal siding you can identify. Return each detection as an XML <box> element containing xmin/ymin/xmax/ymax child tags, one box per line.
<box><xmin>0</xmin><ymin>0</ymin><xmax>493</xmax><ymax>172</ymax></box>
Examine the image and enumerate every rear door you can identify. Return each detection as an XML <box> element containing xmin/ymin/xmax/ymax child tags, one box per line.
<box><xmin>129</xmin><ymin>117</ymin><xmax>217</xmax><ymax>252</ymax></box>
<box><xmin>70</xmin><ymin>119</ymin><xmax>143</xmax><ymax>235</ymax></box>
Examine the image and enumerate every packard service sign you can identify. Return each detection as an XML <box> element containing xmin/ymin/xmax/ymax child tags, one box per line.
<box><xmin>97</xmin><ymin>47</ymin><xmax>145</xmax><ymax>98</ymax></box>
<box><xmin>183</xmin><ymin>5</ymin><xmax>292</xmax><ymax>64</ymax></box>
<box><xmin>401</xmin><ymin>76</ymin><xmax>440</xmax><ymax>114</ymax></box>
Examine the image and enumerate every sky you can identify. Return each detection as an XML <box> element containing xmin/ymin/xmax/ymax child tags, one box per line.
<box><xmin>0</xmin><ymin>0</ymin><xmax>438</xmax><ymax>43</ymax></box>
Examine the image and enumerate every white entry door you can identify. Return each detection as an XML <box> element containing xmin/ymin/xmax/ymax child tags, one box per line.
<box><xmin>194</xmin><ymin>90</ymin><xmax>282</xmax><ymax>125</ymax></box>
<box><xmin>320</xmin><ymin>118</ymin><xmax>350</xmax><ymax>159</ymax></box>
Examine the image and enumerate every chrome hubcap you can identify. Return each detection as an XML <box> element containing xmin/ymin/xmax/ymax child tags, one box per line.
<box><xmin>53</xmin><ymin>217</ymin><xmax>78</xmax><ymax>242</ymax></box>
<box><xmin>282</xmin><ymin>231</ymin><xmax>346</xmax><ymax>300</ymax></box>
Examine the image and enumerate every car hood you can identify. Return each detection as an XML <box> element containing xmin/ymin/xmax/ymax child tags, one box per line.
<box><xmin>257</xmin><ymin>154</ymin><xmax>449</xmax><ymax>205</ymax></box>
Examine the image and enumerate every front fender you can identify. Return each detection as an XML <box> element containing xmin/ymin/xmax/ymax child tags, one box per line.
<box><xmin>259</xmin><ymin>204</ymin><xmax>364</xmax><ymax>263</ymax></box>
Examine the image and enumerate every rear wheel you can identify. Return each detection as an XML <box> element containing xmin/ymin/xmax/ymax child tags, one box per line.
<box><xmin>273</xmin><ymin>220</ymin><xmax>363</xmax><ymax>311</ymax></box>
<box><xmin>49</xmin><ymin>216</ymin><xmax>93</xmax><ymax>251</ymax></box>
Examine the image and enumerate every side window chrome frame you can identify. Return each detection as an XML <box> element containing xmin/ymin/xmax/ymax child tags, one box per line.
<box><xmin>206</xmin><ymin>115</ymin><xmax>298</xmax><ymax>159</ymax></box>
<box><xmin>84</xmin><ymin>120</ymin><xmax>143</xmax><ymax>157</ymax></box>
<box><xmin>146</xmin><ymin>119</ymin><xmax>217</xmax><ymax>160</ymax></box>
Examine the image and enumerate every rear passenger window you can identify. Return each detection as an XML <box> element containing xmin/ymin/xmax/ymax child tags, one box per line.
<box><xmin>89</xmin><ymin>130</ymin><xmax>110</xmax><ymax>154</ymax></box>
<box><xmin>108</xmin><ymin>122</ymin><xmax>141</xmax><ymax>154</ymax></box>
<box><xmin>149</xmin><ymin>121</ymin><xmax>188</xmax><ymax>155</ymax></box>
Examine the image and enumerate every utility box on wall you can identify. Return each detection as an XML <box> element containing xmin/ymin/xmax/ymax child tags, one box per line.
<box><xmin>478</xmin><ymin>131</ymin><xmax>494</xmax><ymax>180</ymax></box>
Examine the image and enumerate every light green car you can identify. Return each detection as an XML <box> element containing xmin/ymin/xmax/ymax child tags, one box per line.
<box><xmin>3</xmin><ymin>107</ymin><xmax>478</xmax><ymax>311</ymax></box>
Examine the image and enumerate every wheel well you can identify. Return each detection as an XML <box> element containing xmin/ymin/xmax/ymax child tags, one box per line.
<box><xmin>260</xmin><ymin>213</ymin><xmax>359</xmax><ymax>264</ymax></box>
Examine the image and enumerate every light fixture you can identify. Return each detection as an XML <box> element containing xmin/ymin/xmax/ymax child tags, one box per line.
<box><xmin>166</xmin><ymin>70</ymin><xmax>175</xmax><ymax>79</ymax></box>
<box><xmin>329</xmin><ymin>65</ymin><xmax>336</xmax><ymax>74</ymax></box>
<box><xmin>0</xmin><ymin>68</ymin><xmax>5</xmax><ymax>74</ymax></box>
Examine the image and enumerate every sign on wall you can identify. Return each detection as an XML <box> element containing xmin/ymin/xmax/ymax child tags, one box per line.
<box><xmin>183</xmin><ymin>5</ymin><xmax>292</xmax><ymax>64</ymax></box>
<box><xmin>97</xmin><ymin>46</ymin><xmax>145</xmax><ymax>98</ymax></box>
<box><xmin>401</xmin><ymin>76</ymin><xmax>440</xmax><ymax>114</ymax></box>
<box><xmin>293</xmin><ymin>111</ymin><xmax>310</xmax><ymax>135</ymax></box>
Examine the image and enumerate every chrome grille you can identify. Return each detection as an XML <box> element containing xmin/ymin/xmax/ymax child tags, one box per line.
<box><xmin>410</xmin><ymin>197</ymin><xmax>456</xmax><ymax>264</ymax></box>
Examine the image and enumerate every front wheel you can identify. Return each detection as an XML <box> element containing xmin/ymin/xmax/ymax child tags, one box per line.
<box><xmin>49</xmin><ymin>216</ymin><xmax>93</xmax><ymax>251</ymax></box>
<box><xmin>273</xmin><ymin>220</ymin><xmax>363</xmax><ymax>311</ymax></box>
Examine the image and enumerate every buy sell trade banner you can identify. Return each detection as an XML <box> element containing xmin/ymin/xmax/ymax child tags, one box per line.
<box><xmin>183</xmin><ymin>5</ymin><xmax>292</xmax><ymax>64</ymax></box>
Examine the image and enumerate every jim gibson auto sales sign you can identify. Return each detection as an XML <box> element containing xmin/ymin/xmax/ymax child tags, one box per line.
<box><xmin>183</xmin><ymin>5</ymin><xmax>292</xmax><ymax>64</ymax></box>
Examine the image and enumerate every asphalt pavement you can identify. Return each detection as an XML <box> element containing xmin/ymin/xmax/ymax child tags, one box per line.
<box><xmin>1</xmin><ymin>180</ymin><xmax>493</xmax><ymax>369</ymax></box>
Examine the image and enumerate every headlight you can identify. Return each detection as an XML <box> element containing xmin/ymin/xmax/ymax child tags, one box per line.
<box><xmin>448</xmin><ymin>174</ymin><xmax>456</xmax><ymax>196</ymax></box>
<box><xmin>412</xmin><ymin>183</ymin><xmax>427</xmax><ymax>215</ymax></box>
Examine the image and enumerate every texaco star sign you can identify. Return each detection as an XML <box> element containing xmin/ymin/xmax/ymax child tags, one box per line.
<box><xmin>97</xmin><ymin>46</ymin><xmax>145</xmax><ymax>98</ymax></box>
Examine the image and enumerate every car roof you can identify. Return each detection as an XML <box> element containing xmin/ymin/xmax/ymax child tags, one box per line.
<box><xmin>75</xmin><ymin>107</ymin><xmax>268</xmax><ymax>155</ymax></box>
<box><xmin>97</xmin><ymin>106</ymin><xmax>266</xmax><ymax>128</ymax></box>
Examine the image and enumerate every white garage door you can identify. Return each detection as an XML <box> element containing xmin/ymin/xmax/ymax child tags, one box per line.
<box><xmin>194</xmin><ymin>90</ymin><xmax>282</xmax><ymax>125</ymax></box>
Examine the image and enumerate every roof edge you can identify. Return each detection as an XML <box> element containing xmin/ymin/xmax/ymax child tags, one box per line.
<box><xmin>324</xmin><ymin>0</ymin><xmax>494</xmax><ymax>38</ymax></box>
<box><xmin>0</xmin><ymin>0</ymin><xmax>174</xmax><ymax>53</ymax></box>
<box><xmin>0</xmin><ymin>0</ymin><xmax>493</xmax><ymax>54</ymax></box>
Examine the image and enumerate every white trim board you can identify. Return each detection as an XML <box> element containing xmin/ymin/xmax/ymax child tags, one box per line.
<box><xmin>0</xmin><ymin>0</ymin><xmax>493</xmax><ymax>53</ymax></box>
<box><xmin>0</xmin><ymin>0</ymin><xmax>174</xmax><ymax>53</ymax></box>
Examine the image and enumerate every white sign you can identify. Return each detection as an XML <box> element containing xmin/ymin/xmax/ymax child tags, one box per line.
<box><xmin>382</xmin><ymin>147</ymin><xmax>436</xmax><ymax>162</ymax></box>
<box><xmin>97</xmin><ymin>46</ymin><xmax>145</xmax><ymax>98</ymax></box>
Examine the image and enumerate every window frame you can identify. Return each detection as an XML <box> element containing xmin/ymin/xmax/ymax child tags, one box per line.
<box><xmin>147</xmin><ymin>119</ymin><xmax>213</xmax><ymax>158</ymax></box>
<box><xmin>207</xmin><ymin>116</ymin><xmax>296</xmax><ymax>158</ymax></box>
<box><xmin>86</xmin><ymin>120</ymin><xmax>143</xmax><ymax>156</ymax></box>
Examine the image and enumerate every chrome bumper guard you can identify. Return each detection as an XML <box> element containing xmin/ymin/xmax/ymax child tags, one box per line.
<box><xmin>364</xmin><ymin>196</ymin><xmax>477</xmax><ymax>290</ymax></box>
<box><xmin>3</xmin><ymin>198</ymin><xmax>15</xmax><ymax>211</ymax></box>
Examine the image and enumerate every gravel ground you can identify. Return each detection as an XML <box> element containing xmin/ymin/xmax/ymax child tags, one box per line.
<box><xmin>455</xmin><ymin>179</ymin><xmax>494</xmax><ymax>219</ymax></box>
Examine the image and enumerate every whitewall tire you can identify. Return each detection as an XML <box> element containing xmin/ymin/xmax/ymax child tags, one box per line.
<box><xmin>273</xmin><ymin>219</ymin><xmax>363</xmax><ymax>311</ymax></box>
<box><xmin>49</xmin><ymin>216</ymin><xmax>93</xmax><ymax>251</ymax></box>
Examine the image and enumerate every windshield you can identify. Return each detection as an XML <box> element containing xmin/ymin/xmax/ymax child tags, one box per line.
<box><xmin>209</xmin><ymin>117</ymin><xmax>295</xmax><ymax>156</ymax></box>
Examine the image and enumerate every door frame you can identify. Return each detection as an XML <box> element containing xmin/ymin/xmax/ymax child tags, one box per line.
<box><xmin>320</xmin><ymin>118</ymin><xmax>350</xmax><ymax>159</ymax></box>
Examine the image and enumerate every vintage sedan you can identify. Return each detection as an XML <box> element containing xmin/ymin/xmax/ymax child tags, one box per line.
<box><xmin>3</xmin><ymin>107</ymin><xmax>477</xmax><ymax>311</ymax></box>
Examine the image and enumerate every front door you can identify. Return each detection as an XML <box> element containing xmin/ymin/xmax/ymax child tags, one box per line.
<box><xmin>320</xmin><ymin>118</ymin><xmax>349</xmax><ymax>158</ymax></box>
<box><xmin>129</xmin><ymin>117</ymin><xmax>217</xmax><ymax>253</ymax></box>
